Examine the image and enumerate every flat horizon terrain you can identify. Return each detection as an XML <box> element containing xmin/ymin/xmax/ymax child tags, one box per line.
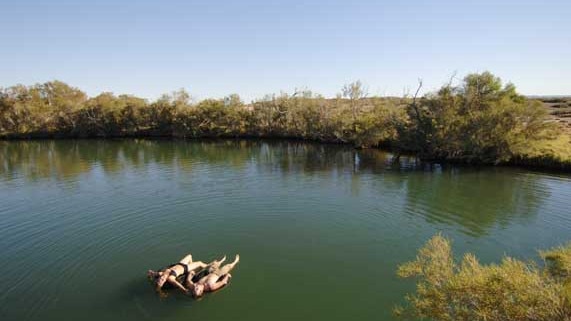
<box><xmin>539</xmin><ymin>97</ymin><xmax>571</xmax><ymax>133</ymax></box>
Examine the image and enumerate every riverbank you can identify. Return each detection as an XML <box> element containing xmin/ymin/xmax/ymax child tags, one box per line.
<box><xmin>2</xmin><ymin>73</ymin><xmax>570</xmax><ymax>172</ymax></box>
<box><xmin>2</xmin><ymin>135</ymin><xmax>571</xmax><ymax>173</ymax></box>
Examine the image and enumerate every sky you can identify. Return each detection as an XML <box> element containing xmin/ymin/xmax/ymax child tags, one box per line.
<box><xmin>0</xmin><ymin>0</ymin><xmax>569</xmax><ymax>101</ymax></box>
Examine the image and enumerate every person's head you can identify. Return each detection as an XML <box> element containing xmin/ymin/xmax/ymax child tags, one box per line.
<box><xmin>156</xmin><ymin>272</ymin><xmax>169</xmax><ymax>290</ymax></box>
<box><xmin>192</xmin><ymin>283</ymin><xmax>205</xmax><ymax>297</ymax></box>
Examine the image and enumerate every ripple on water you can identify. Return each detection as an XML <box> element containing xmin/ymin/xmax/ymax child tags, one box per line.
<box><xmin>1</xmin><ymin>140</ymin><xmax>571</xmax><ymax>321</ymax></box>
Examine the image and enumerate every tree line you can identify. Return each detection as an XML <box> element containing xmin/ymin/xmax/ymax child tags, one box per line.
<box><xmin>1</xmin><ymin>72</ymin><xmax>570</xmax><ymax>168</ymax></box>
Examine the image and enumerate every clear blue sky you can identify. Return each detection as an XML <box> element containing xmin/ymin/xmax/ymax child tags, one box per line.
<box><xmin>1</xmin><ymin>0</ymin><xmax>569</xmax><ymax>101</ymax></box>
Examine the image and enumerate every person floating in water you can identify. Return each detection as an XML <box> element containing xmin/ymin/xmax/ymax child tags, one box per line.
<box><xmin>186</xmin><ymin>254</ymin><xmax>240</xmax><ymax>298</ymax></box>
<box><xmin>147</xmin><ymin>253</ymin><xmax>209</xmax><ymax>293</ymax></box>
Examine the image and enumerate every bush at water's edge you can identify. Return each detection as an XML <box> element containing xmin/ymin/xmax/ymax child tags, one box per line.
<box><xmin>395</xmin><ymin>234</ymin><xmax>571</xmax><ymax>321</ymax></box>
<box><xmin>1</xmin><ymin>72</ymin><xmax>570</xmax><ymax>171</ymax></box>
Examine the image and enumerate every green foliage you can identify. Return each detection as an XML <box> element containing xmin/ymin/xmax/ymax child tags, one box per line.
<box><xmin>542</xmin><ymin>244</ymin><xmax>571</xmax><ymax>307</ymax></box>
<box><xmin>396</xmin><ymin>235</ymin><xmax>571</xmax><ymax>321</ymax></box>
<box><xmin>0</xmin><ymin>81</ymin><xmax>86</xmax><ymax>135</ymax></box>
<box><xmin>542</xmin><ymin>243</ymin><xmax>571</xmax><ymax>280</ymax></box>
<box><xmin>0</xmin><ymin>73</ymin><xmax>569</xmax><ymax>169</ymax></box>
<box><xmin>404</xmin><ymin>72</ymin><xmax>558</xmax><ymax>164</ymax></box>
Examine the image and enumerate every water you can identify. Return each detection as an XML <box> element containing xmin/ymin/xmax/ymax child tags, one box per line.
<box><xmin>1</xmin><ymin>139</ymin><xmax>570</xmax><ymax>321</ymax></box>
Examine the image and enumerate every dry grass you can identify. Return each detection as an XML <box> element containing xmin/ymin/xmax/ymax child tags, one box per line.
<box><xmin>512</xmin><ymin>132</ymin><xmax>571</xmax><ymax>169</ymax></box>
<box><xmin>538</xmin><ymin>97</ymin><xmax>571</xmax><ymax>135</ymax></box>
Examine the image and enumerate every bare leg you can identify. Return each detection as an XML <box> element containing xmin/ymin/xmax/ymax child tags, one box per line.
<box><xmin>195</xmin><ymin>255</ymin><xmax>237</xmax><ymax>285</ymax></box>
<box><xmin>219</xmin><ymin>255</ymin><xmax>240</xmax><ymax>275</ymax></box>
<box><xmin>214</xmin><ymin>255</ymin><xmax>226</xmax><ymax>265</ymax></box>
<box><xmin>179</xmin><ymin>254</ymin><xmax>193</xmax><ymax>265</ymax></box>
<box><xmin>209</xmin><ymin>255</ymin><xmax>227</xmax><ymax>270</ymax></box>
<box><xmin>187</xmin><ymin>261</ymin><xmax>207</xmax><ymax>271</ymax></box>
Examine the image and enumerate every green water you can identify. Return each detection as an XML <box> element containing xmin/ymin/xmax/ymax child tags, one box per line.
<box><xmin>1</xmin><ymin>140</ymin><xmax>570</xmax><ymax>321</ymax></box>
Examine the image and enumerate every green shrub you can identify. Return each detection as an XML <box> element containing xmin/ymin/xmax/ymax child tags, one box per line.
<box><xmin>396</xmin><ymin>235</ymin><xmax>571</xmax><ymax>321</ymax></box>
<box><xmin>1</xmin><ymin>73</ymin><xmax>570</xmax><ymax>170</ymax></box>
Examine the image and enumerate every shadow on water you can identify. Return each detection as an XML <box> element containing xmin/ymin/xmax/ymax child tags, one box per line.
<box><xmin>96</xmin><ymin>278</ymin><xmax>195</xmax><ymax>321</ymax></box>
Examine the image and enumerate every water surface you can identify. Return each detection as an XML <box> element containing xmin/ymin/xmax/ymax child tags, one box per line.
<box><xmin>1</xmin><ymin>140</ymin><xmax>570</xmax><ymax>321</ymax></box>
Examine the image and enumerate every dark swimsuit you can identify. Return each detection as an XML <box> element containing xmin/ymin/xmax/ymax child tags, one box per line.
<box><xmin>191</xmin><ymin>267</ymin><xmax>210</xmax><ymax>282</ymax></box>
<box><xmin>165</xmin><ymin>263</ymin><xmax>189</xmax><ymax>278</ymax></box>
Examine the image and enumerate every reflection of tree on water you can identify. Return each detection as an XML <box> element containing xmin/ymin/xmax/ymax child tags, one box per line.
<box><xmin>0</xmin><ymin>140</ymin><xmax>258</xmax><ymax>182</ymax></box>
<box><xmin>0</xmin><ymin>140</ymin><xmax>550</xmax><ymax>238</ymax></box>
<box><xmin>0</xmin><ymin>140</ymin><xmax>92</xmax><ymax>182</ymax></box>
<box><xmin>403</xmin><ymin>168</ymin><xmax>549</xmax><ymax>237</ymax></box>
<box><xmin>1</xmin><ymin>139</ymin><xmax>411</xmax><ymax>182</ymax></box>
<box><xmin>253</xmin><ymin>140</ymin><xmax>418</xmax><ymax>175</ymax></box>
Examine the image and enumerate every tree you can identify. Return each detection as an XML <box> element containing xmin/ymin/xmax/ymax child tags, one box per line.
<box><xmin>402</xmin><ymin>72</ymin><xmax>555</xmax><ymax>163</ymax></box>
<box><xmin>39</xmin><ymin>81</ymin><xmax>87</xmax><ymax>133</ymax></box>
<box><xmin>396</xmin><ymin>235</ymin><xmax>571</xmax><ymax>321</ymax></box>
<box><xmin>81</xmin><ymin>93</ymin><xmax>124</xmax><ymax>136</ymax></box>
<box><xmin>342</xmin><ymin>80</ymin><xmax>368</xmax><ymax>135</ymax></box>
<box><xmin>147</xmin><ymin>89</ymin><xmax>191</xmax><ymax>135</ymax></box>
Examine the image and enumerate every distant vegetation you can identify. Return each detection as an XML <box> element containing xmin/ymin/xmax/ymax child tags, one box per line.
<box><xmin>395</xmin><ymin>234</ymin><xmax>571</xmax><ymax>321</ymax></box>
<box><xmin>1</xmin><ymin>72</ymin><xmax>570</xmax><ymax>169</ymax></box>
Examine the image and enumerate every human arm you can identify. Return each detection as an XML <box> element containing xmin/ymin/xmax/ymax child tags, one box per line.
<box><xmin>147</xmin><ymin>270</ymin><xmax>160</xmax><ymax>280</ymax></box>
<box><xmin>185</xmin><ymin>270</ymin><xmax>197</xmax><ymax>288</ymax></box>
<box><xmin>168</xmin><ymin>276</ymin><xmax>189</xmax><ymax>293</ymax></box>
<box><xmin>207</xmin><ymin>274</ymin><xmax>231</xmax><ymax>292</ymax></box>
<box><xmin>191</xmin><ymin>261</ymin><xmax>208</xmax><ymax>270</ymax></box>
